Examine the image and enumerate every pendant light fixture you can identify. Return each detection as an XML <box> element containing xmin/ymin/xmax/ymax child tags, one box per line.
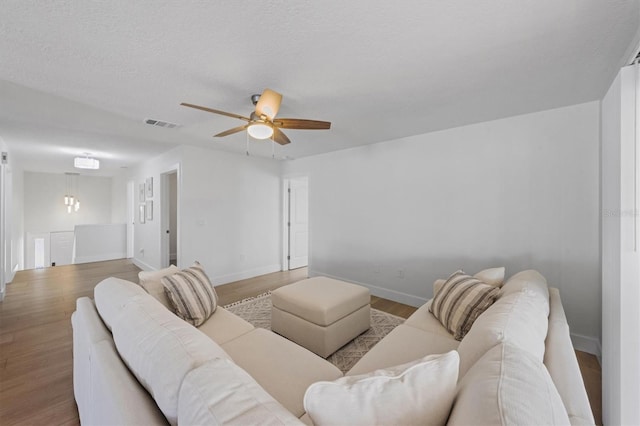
<box><xmin>64</xmin><ymin>173</ymin><xmax>80</xmax><ymax>213</ymax></box>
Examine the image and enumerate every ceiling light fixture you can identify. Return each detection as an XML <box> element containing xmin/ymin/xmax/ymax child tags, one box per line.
<box><xmin>74</xmin><ymin>154</ymin><xmax>100</xmax><ymax>170</ymax></box>
<box><xmin>246</xmin><ymin>122</ymin><xmax>274</xmax><ymax>140</ymax></box>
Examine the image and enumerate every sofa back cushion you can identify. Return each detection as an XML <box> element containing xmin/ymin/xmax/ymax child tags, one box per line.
<box><xmin>110</xmin><ymin>288</ymin><xmax>230</xmax><ymax>425</ymax></box>
<box><xmin>456</xmin><ymin>285</ymin><xmax>549</xmax><ymax>378</ymax></box>
<box><xmin>500</xmin><ymin>269</ymin><xmax>550</xmax><ymax>313</ymax></box>
<box><xmin>138</xmin><ymin>265</ymin><xmax>180</xmax><ymax>311</ymax></box>
<box><xmin>448</xmin><ymin>342</ymin><xmax>570</xmax><ymax>426</ymax></box>
<box><xmin>178</xmin><ymin>357</ymin><xmax>303</xmax><ymax>425</ymax></box>
<box><xmin>94</xmin><ymin>277</ymin><xmax>148</xmax><ymax>330</ymax></box>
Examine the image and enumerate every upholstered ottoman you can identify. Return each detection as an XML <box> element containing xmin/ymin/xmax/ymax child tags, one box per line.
<box><xmin>271</xmin><ymin>277</ymin><xmax>370</xmax><ymax>358</ymax></box>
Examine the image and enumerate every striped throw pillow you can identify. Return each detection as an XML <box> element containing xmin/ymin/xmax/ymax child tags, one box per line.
<box><xmin>429</xmin><ymin>270</ymin><xmax>499</xmax><ymax>340</ymax></box>
<box><xmin>161</xmin><ymin>262</ymin><xmax>218</xmax><ymax>327</ymax></box>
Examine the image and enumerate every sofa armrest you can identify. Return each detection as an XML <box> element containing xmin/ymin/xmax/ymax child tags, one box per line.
<box><xmin>544</xmin><ymin>288</ymin><xmax>595</xmax><ymax>425</ymax></box>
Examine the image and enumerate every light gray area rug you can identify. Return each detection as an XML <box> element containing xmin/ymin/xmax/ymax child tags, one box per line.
<box><xmin>224</xmin><ymin>292</ymin><xmax>405</xmax><ymax>374</ymax></box>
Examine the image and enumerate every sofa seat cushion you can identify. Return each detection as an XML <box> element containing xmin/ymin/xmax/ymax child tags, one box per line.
<box><xmin>110</xmin><ymin>285</ymin><xmax>230</xmax><ymax>425</ymax></box>
<box><xmin>197</xmin><ymin>306</ymin><xmax>255</xmax><ymax>345</ymax></box>
<box><xmin>94</xmin><ymin>277</ymin><xmax>148</xmax><ymax>330</ymax></box>
<box><xmin>347</xmin><ymin>324</ymin><xmax>459</xmax><ymax>376</ymax></box>
<box><xmin>138</xmin><ymin>265</ymin><xmax>180</xmax><ymax>311</ymax></box>
<box><xmin>304</xmin><ymin>351</ymin><xmax>459</xmax><ymax>426</ymax></box>
<box><xmin>271</xmin><ymin>277</ymin><xmax>369</xmax><ymax>326</ymax></box>
<box><xmin>178</xmin><ymin>358</ymin><xmax>303</xmax><ymax>425</ymax></box>
<box><xmin>221</xmin><ymin>328</ymin><xmax>343</xmax><ymax>418</ymax></box>
<box><xmin>403</xmin><ymin>300</ymin><xmax>454</xmax><ymax>338</ymax></box>
<box><xmin>456</xmin><ymin>286</ymin><xmax>549</xmax><ymax>378</ymax></box>
<box><xmin>448</xmin><ymin>342</ymin><xmax>571</xmax><ymax>426</ymax></box>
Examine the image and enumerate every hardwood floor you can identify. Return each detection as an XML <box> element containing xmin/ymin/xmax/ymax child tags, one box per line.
<box><xmin>0</xmin><ymin>259</ymin><xmax>140</xmax><ymax>425</ymax></box>
<box><xmin>0</xmin><ymin>260</ymin><xmax>602</xmax><ymax>425</ymax></box>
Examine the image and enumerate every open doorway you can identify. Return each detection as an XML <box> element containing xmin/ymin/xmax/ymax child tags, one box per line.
<box><xmin>161</xmin><ymin>168</ymin><xmax>179</xmax><ymax>268</ymax></box>
<box><xmin>283</xmin><ymin>177</ymin><xmax>309</xmax><ymax>270</ymax></box>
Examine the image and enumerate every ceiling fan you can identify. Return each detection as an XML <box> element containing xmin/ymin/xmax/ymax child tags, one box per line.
<box><xmin>181</xmin><ymin>89</ymin><xmax>331</xmax><ymax>145</ymax></box>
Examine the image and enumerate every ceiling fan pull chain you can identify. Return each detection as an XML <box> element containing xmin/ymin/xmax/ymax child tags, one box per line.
<box><xmin>272</xmin><ymin>134</ymin><xmax>275</xmax><ymax>159</ymax></box>
<box><xmin>246</xmin><ymin>131</ymin><xmax>250</xmax><ymax>156</ymax></box>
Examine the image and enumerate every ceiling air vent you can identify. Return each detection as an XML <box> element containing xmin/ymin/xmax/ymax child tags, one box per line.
<box><xmin>144</xmin><ymin>118</ymin><xmax>180</xmax><ymax>129</ymax></box>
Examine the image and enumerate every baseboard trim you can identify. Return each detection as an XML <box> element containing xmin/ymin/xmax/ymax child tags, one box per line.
<box><xmin>310</xmin><ymin>270</ymin><xmax>428</xmax><ymax>308</ymax></box>
<box><xmin>214</xmin><ymin>264</ymin><xmax>282</xmax><ymax>286</ymax></box>
<box><xmin>132</xmin><ymin>258</ymin><xmax>155</xmax><ymax>272</ymax></box>
<box><xmin>74</xmin><ymin>252</ymin><xmax>127</xmax><ymax>265</ymax></box>
<box><xmin>571</xmin><ymin>333</ymin><xmax>602</xmax><ymax>360</ymax></box>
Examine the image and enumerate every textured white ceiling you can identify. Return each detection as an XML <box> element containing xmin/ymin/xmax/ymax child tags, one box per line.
<box><xmin>1</xmin><ymin>0</ymin><xmax>639</xmax><ymax>175</ymax></box>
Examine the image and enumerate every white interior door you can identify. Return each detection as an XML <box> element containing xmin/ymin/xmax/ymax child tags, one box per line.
<box><xmin>50</xmin><ymin>231</ymin><xmax>75</xmax><ymax>266</ymax></box>
<box><xmin>288</xmin><ymin>178</ymin><xmax>309</xmax><ymax>270</ymax></box>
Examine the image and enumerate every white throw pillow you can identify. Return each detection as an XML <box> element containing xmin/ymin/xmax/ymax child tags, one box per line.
<box><xmin>304</xmin><ymin>351</ymin><xmax>459</xmax><ymax>426</ymax></box>
<box><xmin>138</xmin><ymin>265</ymin><xmax>180</xmax><ymax>311</ymax></box>
<box><xmin>448</xmin><ymin>342</ymin><xmax>570</xmax><ymax>426</ymax></box>
<box><xmin>473</xmin><ymin>266</ymin><xmax>505</xmax><ymax>287</ymax></box>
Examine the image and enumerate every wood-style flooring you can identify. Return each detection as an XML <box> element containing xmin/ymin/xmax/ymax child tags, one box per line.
<box><xmin>0</xmin><ymin>259</ymin><xmax>602</xmax><ymax>425</ymax></box>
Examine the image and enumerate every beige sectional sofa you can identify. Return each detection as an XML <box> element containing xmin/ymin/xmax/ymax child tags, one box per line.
<box><xmin>72</xmin><ymin>269</ymin><xmax>594</xmax><ymax>425</ymax></box>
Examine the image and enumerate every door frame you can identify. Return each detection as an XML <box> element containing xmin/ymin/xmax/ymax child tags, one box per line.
<box><xmin>126</xmin><ymin>180</ymin><xmax>135</xmax><ymax>258</ymax></box>
<box><xmin>160</xmin><ymin>164</ymin><xmax>180</xmax><ymax>268</ymax></box>
<box><xmin>281</xmin><ymin>176</ymin><xmax>309</xmax><ymax>271</ymax></box>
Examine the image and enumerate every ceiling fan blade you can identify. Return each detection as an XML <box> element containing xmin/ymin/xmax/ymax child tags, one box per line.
<box><xmin>181</xmin><ymin>103</ymin><xmax>251</xmax><ymax>121</ymax></box>
<box><xmin>272</xmin><ymin>128</ymin><xmax>291</xmax><ymax>145</ymax></box>
<box><xmin>255</xmin><ymin>89</ymin><xmax>282</xmax><ymax>120</ymax></box>
<box><xmin>214</xmin><ymin>125</ymin><xmax>249</xmax><ymax>137</ymax></box>
<box><xmin>273</xmin><ymin>118</ymin><xmax>331</xmax><ymax>130</ymax></box>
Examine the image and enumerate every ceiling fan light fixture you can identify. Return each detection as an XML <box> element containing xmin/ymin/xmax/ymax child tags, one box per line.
<box><xmin>247</xmin><ymin>122</ymin><xmax>274</xmax><ymax>140</ymax></box>
<box><xmin>74</xmin><ymin>156</ymin><xmax>100</xmax><ymax>169</ymax></box>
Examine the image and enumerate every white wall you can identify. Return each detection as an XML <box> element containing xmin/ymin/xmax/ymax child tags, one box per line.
<box><xmin>23</xmin><ymin>172</ymin><xmax>113</xmax><ymax>233</ymax></box>
<box><xmin>285</xmin><ymin>101</ymin><xmax>601</xmax><ymax>348</ymax></box>
<box><xmin>10</xmin><ymin>159</ymin><xmax>23</xmax><ymax>274</ymax></box>
<box><xmin>110</xmin><ymin>171</ymin><xmax>128</xmax><ymax>224</ymax></box>
<box><xmin>601</xmin><ymin>64</ymin><xmax>640</xmax><ymax>426</ymax></box>
<box><xmin>131</xmin><ymin>145</ymin><xmax>282</xmax><ymax>285</ymax></box>
<box><xmin>73</xmin><ymin>223</ymin><xmax>127</xmax><ymax>264</ymax></box>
